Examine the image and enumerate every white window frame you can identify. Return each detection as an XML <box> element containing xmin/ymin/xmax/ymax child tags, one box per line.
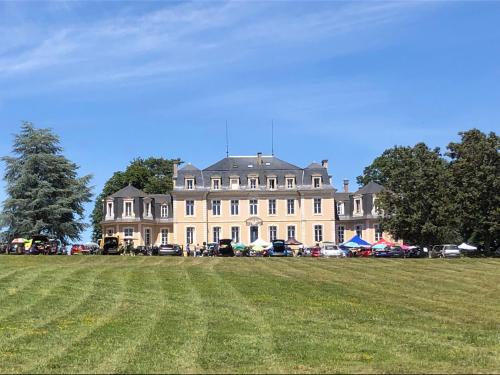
<box><xmin>287</xmin><ymin>225</ymin><xmax>296</xmax><ymax>240</ymax></box>
<box><xmin>268</xmin><ymin>199</ymin><xmax>276</xmax><ymax>215</ymax></box>
<box><xmin>249</xmin><ymin>178</ymin><xmax>258</xmax><ymax>189</ymax></box>
<box><xmin>144</xmin><ymin>201</ymin><xmax>152</xmax><ymax>218</ymax></box>
<box><xmin>286</xmin><ymin>178</ymin><xmax>295</xmax><ymax>189</ymax></box>
<box><xmin>313</xmin><ymin>198</ymin><xmax>322</xmax><ymax>215</ymax></box>
<box><xmin>106</xmin><ymin>228</ymin><xmax>115</xmax><ymax>236</ymax></box>
<box><xmin>230</xmin><ymin>200</ymin><xmax>239</xmax><ymax>216</ymax></box>
<box><xmin>186</xmin><ymin>227</ymin><xmax>194</xmax><ymax>244</ymax></box>
<box><xmin>106</xmin><ymin>200</ymin><xmax>114</xmax><ymax>219</ymax></box>
<box><xmin>212</xmin><ymin>200</ymin><xmax>221</xmax><ymax>216</ymax></box>
<box><xmin>337</xmin><ymin>225</ymin><xmax>345</xmax><ymax>244</ymax></box>
<box><xmin>314</xmin><ymin>224</ymin><xmax>323</xmax><ymax>243</ymax></box>
<box><xmin>161</xmin><ymin>204</ymin><xmax>168</xmax><ymax>218</ymax></box>
<box><xmin>313</xmin><ymin>176</ymin><xmax>322</xmax><ymax>188</ymax></box>
<box><xmin>185</xmin><ymin>178</ymin><xmax>195</xmax><ymax>190</ymax></box>
<box><xmin>231</xmin><ymin>226</ymin><xmax>240</xmax><ymax>243</ymax></box>
<box><xmin>269</xmin><ymin>225</ymin><xmax>277</xmax><ymax>242</ymax></box>
<box><xmin>337</xmin><ymin>201</ymin><xmax>345</xmax><ymax>216</ymax></box>
<box><xmin>267</xmin><ymin>177</ymin><xmax>277</xmax><ymax>190</ymax></box>
<box><xmin>186</xmin><ymin>200</ymin><xmax>194</xmax><ymax>216</ymax></box>
<box><xmin>144</xmin><ymin>227</ymin><xmax>152</xmax><ymax>246</ymax></box>
<box><xmin>230</xmin><ymin>178</ymin><xmax>240</xmax><ymax>190</ymax></box>
<box><xmin>354</xmin><ymin>198</ymin><xmax>363</xmax><ymax>215</ymax></box>
<box><xmin>287</xmin><ymin>199</ymin><xmax>295</xmax><ymax>215</ymax></box>
<box><xmin>249</xmin><ymin>199</ymin><xmax>258</xmax><ymax>215</ymax></box>
<box><xmin>161</xmin><ymin>228</ymin><xmax>169</xmax><ymax>245</ymax></box>
<box><xmin>212</xmin><ymin>227</ymin><xmax>221</xmax><ymax>243</ymax></box>
<box><xmin>212</xmin><ymin>178</ymin><xmax>221</xmax><ymax>190</ymax></box>
<box><xmin>123</xmin><ymin>227</ymin><xmax>134</xmax><ymax>238</ymax></box>
<box><xmin>123</xmin><ymin>200</ymin><xmax>134</xmax><ymax>218</ymax></box>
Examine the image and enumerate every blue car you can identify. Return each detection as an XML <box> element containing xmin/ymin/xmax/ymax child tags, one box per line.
<box><xmin>269</xmin><ymin>240</ymin><xmax>293</xmax><ymax>257</ymax></box>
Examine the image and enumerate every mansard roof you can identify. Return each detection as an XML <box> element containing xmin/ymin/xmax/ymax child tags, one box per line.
<box><xmin>109</xmin><ymin>184</ymin><xmax>147</xmax><ymax>198</ymax></box>
<box><xmin>354</xmin><ymin>181</ymin><xmax>383</xmax><ymax>195</ymax></box>
<box><xmin>204</xmin><ymin>156</ymin><xmax>301</xmax><ymax>172</ymax></box>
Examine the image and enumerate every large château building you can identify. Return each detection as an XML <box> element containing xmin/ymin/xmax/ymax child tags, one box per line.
<box><xmin>100</xmin><ymin>153</ymin><xmax>384</xmax><ymax>247</ymax></box>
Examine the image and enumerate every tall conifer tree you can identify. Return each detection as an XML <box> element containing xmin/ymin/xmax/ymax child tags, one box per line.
<box><xmin>1</xmin><ymin>122</ymin><xmax>92</xmax><ymax>242</ymax></box>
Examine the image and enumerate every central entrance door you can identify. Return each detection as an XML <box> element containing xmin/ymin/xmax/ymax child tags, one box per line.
<box><xmin>250</xmin><ymin>226</ymin><xmax>259</xmax><ymax>243</ymax></box>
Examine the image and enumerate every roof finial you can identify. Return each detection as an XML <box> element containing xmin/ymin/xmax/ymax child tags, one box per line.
<box><xmin>271</xmin><ymin>119</ymin><xmax>274</xmax><ymax>156</ymax></box>
<box><xmin>225</xmin><ymin>120</ymin><xmax>229</xmax><ymax>158</ymax></box>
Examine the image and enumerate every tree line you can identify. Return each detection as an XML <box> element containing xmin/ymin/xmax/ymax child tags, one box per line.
<box><xmin>357</xmin><ymin>129</ymin><xmax>499</xmax><ymax>250</ymax></box>
<box><xmin>1</xmin><ymin>124</ymin><xmax>498</xmax><ymax>251</ymax></box>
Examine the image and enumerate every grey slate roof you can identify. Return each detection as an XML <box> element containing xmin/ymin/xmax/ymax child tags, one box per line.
<box><xmin>109</xmin><ymin>185</ymin><xmax>147</xmax><ymax>198</ymax></box>
<box><xmin>354</xmin><ymin>181</ymin><xmax>383</xmax><ymax>195</ymax></box>
<box><xmin>176</xmin><ymin>155</ymin><xmax>331</xmax><ymax>188</ymax></box>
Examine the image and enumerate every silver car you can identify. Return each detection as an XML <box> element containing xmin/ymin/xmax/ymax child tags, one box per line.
<box><xmin>320</xmin><ymin>242</ymin><xmax>345</xmax><ymax>257</ymax></box>
<box><xmin>431</xmin><ymin>244</ymin><xmax>461</xmax><ymax>258</ymax></box>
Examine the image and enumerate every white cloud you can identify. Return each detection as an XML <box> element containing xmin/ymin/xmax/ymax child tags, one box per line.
<box><xmin>0</xmin><ymin>1</ymin><xmax>438</xmax><ymax>90</ymax></box>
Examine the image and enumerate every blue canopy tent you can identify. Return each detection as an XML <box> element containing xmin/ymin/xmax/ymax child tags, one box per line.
<box><xmin>341</xmin><ymin>235</ymin><xmax>371</xmax><ymax>248</ymax></box>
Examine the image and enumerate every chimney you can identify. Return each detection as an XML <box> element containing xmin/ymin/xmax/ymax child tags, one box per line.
<box><xmin>321</xmin><ymin>159</ymin><xmax>329</xmax><ymax>169</ymax></box>
<box><xmin>257</xmin><ymin>152</ymin><xmax>262</xmax><ymax>165</ymax></box>
<box><xmin>173</xmin><ymin>160</ymin><xmax>179</xmax><ymax>179</ymax></box>
<box><xmin>343</xmin><ymin>179</ymin><xmax>349</xmax><ymax>193</ymax></box>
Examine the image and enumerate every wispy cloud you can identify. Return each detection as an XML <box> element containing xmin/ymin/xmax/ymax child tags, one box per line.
<box><xmin>0</xmin><ymin>1</ymin><xmax>436</xmax><ymax>91</ymax></box>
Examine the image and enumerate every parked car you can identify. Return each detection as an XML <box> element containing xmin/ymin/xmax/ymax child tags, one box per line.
<box><xmin>158</xmin><ymin>244</ymin><xmax>182</xmax><ymax>256</ymax></box>
<box><xmin>320</xmin><ymin>242</ymin><xmax>345</xmax><ymax>257</ymax></box>
<box><xmin>71</xmin><ymin>244</ymin><xmax>84</xmax><ymax>255</ymax></box>
<box><xmin>405</xmin><ymin>246</ymin><xmax>427</xmax><ymax>258</ymax></box>
<box><xmin>431</xmin><ymin>244</ymin><xmax>461</xmax><ymax>258</ymax></box>
<box><xmin>101</xmin><ymin>236</ymin><xmax>121</xmax><ymax>255</ymax></box>
<box><xmin>356</xmin><ymin>248</ymin><xmax>373</xmax><ymax>257</ymax></box>
<box><xmin>28</xmin><ymin>235</ymin><xmax>51</xmax><ymax>255</ymax></box>
<box><xmin>373</xmin><ymin>246</ymin><xmax>404</xmax><ymax>258</ymax></box>
<box><xmin>311</xmin><ymin>246</ymin><xmax>321</xmax><ymax>257</ymax></box>
<box><xmin>217</xmin><ymin>239</ymin><xmax>234</xmax><ymax>257</ymax></box>
<box><xmin>269</xmin><ymin>240</ymin><xmax>293</xmax><ymax>257</ymax></box>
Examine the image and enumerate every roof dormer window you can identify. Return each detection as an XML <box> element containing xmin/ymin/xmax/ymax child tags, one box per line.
<box><xmin>313</xmin><ymin>176</ymin><xmax>322</xmax><ymax>188</ymax></box>
<box><xmin>123</xmin><ymin>199</ymin><xmax>134</xmax><ymax>218</ymax></box>
<box><xmin>185</xmin><ymin>178</ymin><xmax>195</xmax><ymax>190</ymax></box>
<box><xmin>212</xmin><ymin>178</ymin><xmax>221</xmax><ymax>190</ymax></box>
<box><xmin>249</xmin><ymin>177</ymin><xmax>258</xmax><ymax>189</ymax></box>
<box><xmin>267</xmin><ymin>177</ymin><xmax>277</xmax><ymax>190</ymax></box>
<box><xmin>105</xmin><ymin>200</ymin><xmax>114</xmax><ymax>219</ymax></box>
<box><xmin>230</xmin><ymin>178</ymin><xmax>240</xmax><ymax>190</ymax></box>
<box><xmin>286</xmin><ymin>177</ymin><xmax>295</xmax><ymax>189</ymax></box>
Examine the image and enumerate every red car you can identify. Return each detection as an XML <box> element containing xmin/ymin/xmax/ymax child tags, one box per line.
<box><xmin>70</xmin><ymin>244</ymin><xmax>85</xmax><ymax>255</ymax></box>
<box><xmin>358</xmin><ymin>248</ymin><xmax>373</xmax><ymax>257</ymax></box>
<box><xmin>311</xmin><ymin>246</ymin><xmax>321</xmax><ymax>257</ymax></box>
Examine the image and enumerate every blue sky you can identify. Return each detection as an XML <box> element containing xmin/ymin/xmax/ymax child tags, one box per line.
<box><xmin>1</xmin><ymin>1</ymin><xmax>499</xmax><ymax>242</ymax></box>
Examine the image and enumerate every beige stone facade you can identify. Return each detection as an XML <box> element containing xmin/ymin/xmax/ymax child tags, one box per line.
<box><xmin>101</xmin><ymin>155</ymin><xmax>389</xmax><ymax>247</ymax></box>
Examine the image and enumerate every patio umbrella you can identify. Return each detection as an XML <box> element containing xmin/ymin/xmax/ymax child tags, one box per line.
<box><xmin>250</xmin><ymin>238</ymin><xmax>271</xmax><ymax>248</ymax></box>
<box><xmin>233</xmin><ymin>243</ymin><xmax>246</xmax><ymax>251</ymax></box>
<box><xmin>458</xmin><ymin>243</ymin><xmax>477</xmax><ymax>250</ymax></box>
<box><xmin>252</xmin><ymin>245</ymin><xmax>265</xmax><ymax>252</ymax></box>
<box><xmin>285</xmin><ymin>238</ymin><xmax>302</xmax><ymax>246</ymax></box>
<box><xmin>11</xmin><ymin>238</ymin><xmax>27</xmax><ymax>244</ymax></box>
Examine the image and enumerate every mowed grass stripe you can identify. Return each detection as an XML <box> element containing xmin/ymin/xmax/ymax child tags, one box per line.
<box><xmin>0</xmin><ymin>257</ymin><xmax>498</xmax><ymax>374</ymax></box>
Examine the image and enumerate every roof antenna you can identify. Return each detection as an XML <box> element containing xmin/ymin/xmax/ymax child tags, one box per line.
<box><xmin>225</xmin><ymin>120</ymin><xmax>229</xmax><ymax>158</ymax></box>
<box><xmin>271</xmin><ymin>119</ymin><xmax>274</xmax><ymax>156</ymax></box>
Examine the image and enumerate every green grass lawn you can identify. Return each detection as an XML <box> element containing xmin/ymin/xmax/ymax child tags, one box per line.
<box><xmin>0</xmin><ymin>256</ymin><xmax>499</xmax><ymax>374</ymax></box>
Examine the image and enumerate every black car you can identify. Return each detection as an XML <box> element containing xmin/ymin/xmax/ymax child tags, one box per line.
<box><xmin>405</xmin><ymin>247</ymin><xmax>427</xmax><ymax>258</ymax></box>
<box><xmin>217</xmin><ymin>239</ymin><xmax>234</xmax><ymax>257</ymax></box>
<box><xmin>158</xmin><ymin>244</ymin><xmax>182</xmax><ymax>256</ymax></box>
<box><xmin>102</xmin><ymin>236</ymin><xmax>120</xmax><ymax>255</ymax></box>
<box><xmin>374</xmin><ymin>246</ymin><xmax>405</xmax><ymax>258</ymax></box>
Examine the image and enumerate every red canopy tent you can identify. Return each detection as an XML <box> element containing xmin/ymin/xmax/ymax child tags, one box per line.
<box><xmin>371</xmin><ymin>238</ymin><xmax>395</xmax><ymax>248</ymax></box>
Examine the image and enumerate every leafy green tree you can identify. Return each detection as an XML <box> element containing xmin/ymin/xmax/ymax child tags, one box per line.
<box><xmin>91</xmin><ymin>157</ymin><xmax>180</xmax><ymax>241</ymax></box>
<box><xmin>447</xmin><ymin>129</ymin><xmax>500</xmax><ymax>251</ymax></box>
<box><xmin>1</xmin><ymin>122</ymin><xmax>92</xmax><ymax>243</ymax></box>
<box><xmin>358</xmin><ymin>143</ymin><xmax>459</xmax><ymax>246</ymax></box>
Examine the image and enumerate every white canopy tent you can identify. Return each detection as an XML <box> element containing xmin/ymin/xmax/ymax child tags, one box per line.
<box><xmin>458</xmin><ymin>243</ymin><xmax>477</xmax><ymax>250</ymax></box>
